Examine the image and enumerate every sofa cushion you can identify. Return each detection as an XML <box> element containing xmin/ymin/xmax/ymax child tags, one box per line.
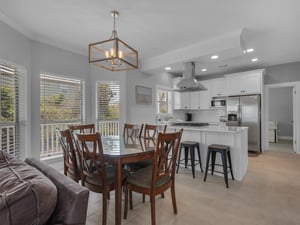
<box><xmin>0</xmin><ymin>151</ymin><xmax>57</xmax><ymax>225</ymax></box>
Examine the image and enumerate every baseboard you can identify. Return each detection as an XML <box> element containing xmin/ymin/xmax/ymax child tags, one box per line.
<box><xmin>278</xmin><ymin>136</ymin><xmax>293</xmax><ymax>140</ymax></box>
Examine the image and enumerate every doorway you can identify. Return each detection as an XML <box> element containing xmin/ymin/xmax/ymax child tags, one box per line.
<box><xmin>264</xmin><ymin>82</ymin><xmax>299</xmax><ymax>154</ymax></box>
<box><xmin>268</xmin><ymin>86</ymin><xmax>294</xmax><ymax>153</ymax></box>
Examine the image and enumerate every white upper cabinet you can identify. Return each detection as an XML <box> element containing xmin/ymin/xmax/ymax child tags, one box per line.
<box><xmin>190</xmin><ymin>91</ymin><xmax>200</xmax><ymax>110</ymax></box>
<box><xmin>173</xmin><ymin>92</ymin><xmax>190</xmax><ymax>110</ymax></box>
<box><xmin>225</xmin><ymin>70</ymin><xmax>264</xmax><ymax>96</ymax></box>
<box><xmin>211</xmin><ymin>78</ymin><xmax>227</xmax><ymax>97</ymax></box>
<box><xmin>199</xmin><ymin>80</ymin><xmax>211</xmax><ymax>110</ymax></box>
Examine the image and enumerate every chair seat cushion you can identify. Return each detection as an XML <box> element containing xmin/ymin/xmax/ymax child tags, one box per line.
<box><xmin>127</xmin><ymin>166</ymin><xmax>171</xmax><ymax>189</ymax></box>
<box><xmin>0</xmin><ymin>151</ymin><xmax>57</xmax><ymax>225</ymax></box>
<box><xmin>85</xmin><ymin>166</ymin><xmax>128</xmax><ymax>186</ymax></box>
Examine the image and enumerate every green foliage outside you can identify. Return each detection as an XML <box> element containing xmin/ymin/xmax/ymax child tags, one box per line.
<box><xmin>98</xmin><ymin>83</ymin><xmax>120</xmax><ymax>120</ymax></box>
<box><xmin>1</xmin><ymin>86</ymin><xmax>14</xmax><ymax>122</ymax></box>
<box><xmin>40</xmin><ymin>93</ymin><xmax>81</xmax><ymax>121</ymax></box>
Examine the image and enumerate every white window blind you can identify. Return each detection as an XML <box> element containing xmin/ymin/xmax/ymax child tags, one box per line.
<box><xmin>97</xmin><ymin>81</ymin><xmax>120</xmax><ymax>136</ymax></box>
<box><xmin>0</xmin><ymin>63</ymin><xmax>26</xmax><ymax>158</ymax></box>
<box><xmin>40</xmin><ymin>74</ymin><xmax>84</xmax><ymax>157</ymax></box>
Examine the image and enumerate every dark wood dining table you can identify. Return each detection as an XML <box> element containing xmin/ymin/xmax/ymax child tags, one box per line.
<box><xmin>101</xmin><ymin>136</ymin><xmax>156</xmax><ymax>225</ymax></box>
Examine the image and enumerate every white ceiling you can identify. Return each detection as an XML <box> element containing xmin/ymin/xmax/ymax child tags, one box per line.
<box><xmin>1</xmin><ymin>0</ymin><xmax>300</xmax><ymax>76</ymax></box>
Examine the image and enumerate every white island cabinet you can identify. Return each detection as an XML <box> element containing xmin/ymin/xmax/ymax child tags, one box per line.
<box><xmin>168</xmin><ymin>125</ymin><xmax>248</xmax><ymax>181</ymax></box>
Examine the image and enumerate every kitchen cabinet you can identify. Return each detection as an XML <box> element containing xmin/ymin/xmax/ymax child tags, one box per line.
<box><xmin>173</xmin><ymin>92</ymin><xmax>190</xmax><ymax>110</ymax></box>
<box><xmin>199</xmin><ymin>80</ymin><xmax>211</xmax><ymax>110</ymax></box>
<box><xmin>190</xmin><ymin>91</ymin><xmax>201</xmax><ymax>109</ymax></box>
<box><xmin>225</xmin><ymin>70</ymin><xmax>264</xmax><ymax>96</ymax></box>
<box><xmin>211</xmin><ymin>78</ymin><xmax>227</xmax><ymax>97</ymax></box>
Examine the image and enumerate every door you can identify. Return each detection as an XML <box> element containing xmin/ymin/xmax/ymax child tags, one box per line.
<box><xmin>240</xmin><ymin>95</ymin><xmax>261</xmax><ymax>152</ymax></box>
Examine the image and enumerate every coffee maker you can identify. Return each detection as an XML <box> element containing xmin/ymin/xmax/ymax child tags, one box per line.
<box><xmin>185</xmin><ymin>112</ymin><xmax>192</xmax><ymax>121</ymax></box>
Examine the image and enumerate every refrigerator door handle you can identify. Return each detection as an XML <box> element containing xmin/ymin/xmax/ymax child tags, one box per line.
<box><xmin>238</xmin><ymin>104</ymin><xmax>242</xmax><ymax>126</ymax></box>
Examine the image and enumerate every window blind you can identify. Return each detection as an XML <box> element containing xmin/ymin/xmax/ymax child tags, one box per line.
<box><xmin>97</xmin><ymin>81</ymin><xmax>120</xmax><ymax>136</ymax></box>
<box><xmin>0</xmin><ymin>63</ymin><xmax>26</xmax><ymax>158</ymax></box>
<box><xmin>40</xmin><ymin>74</ymin><xmax>84</xmax><ymax>157</ymax></box>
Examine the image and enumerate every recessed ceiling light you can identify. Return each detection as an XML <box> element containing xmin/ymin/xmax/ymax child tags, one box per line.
<box><xmin>201</xmin><ymin>68</ymin><xmax>207</xmax><ymax>72</ymax></box>
<box><xmin>211</xmin><ymin>55</ymin><xmax>219</xmax><ymax>60</ymax></box>
<box><xmin>251</xmin><ymin>58</ymin><xmax>258</xmax><ymax>62</ymax></box>
<box><xmin>165</xmin><ymin>67</ymin><xmax>171</xmax><ymax>70</ymax></box>
<box><xmin>246</xmin><ymin>48</ymin><xmax>254</xmax><ymax>53</ymax></box>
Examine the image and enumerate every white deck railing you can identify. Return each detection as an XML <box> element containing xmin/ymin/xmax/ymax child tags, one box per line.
<box><xmin>40</xmin><ymin>120</ymin><xmax>119</xmax><ymax>158</ymax></box>
<box><xmin>1</xmin><ymin>125</ymin><xmax>16</xmax><ymax>156</ymax></box>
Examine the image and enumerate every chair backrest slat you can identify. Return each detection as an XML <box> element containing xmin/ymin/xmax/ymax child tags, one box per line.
<box><xmin>68</xmin><ymin>123</ymin><xmax>95</xmax><ymax>134</ymax></box>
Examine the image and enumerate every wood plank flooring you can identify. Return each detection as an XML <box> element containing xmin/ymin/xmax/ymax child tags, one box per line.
<box><xmin>85</xmin><ymin>151</ymin><xmax>300</xmax><ymax>225</ymax></box>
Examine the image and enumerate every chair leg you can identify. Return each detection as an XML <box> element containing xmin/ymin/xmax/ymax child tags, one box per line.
<box><xmin>171</xmin><ymin>182</ymin><xmax>178</xmax><ymax>214</ymax></box>
<box><xmin>123</xmin><ymin>185</ymin><xmax>128</xmax><ymax>219</ymax></box>
<box><xmin>142</xmin><ymin>194</ymin><xmax>145</xmax><ymax>203</ymax></box>
<box><xmin>211</xmin><ymin>151</ymin><xmax>216</xmax><ymax>175</ymax></box>
<box><xmin>150</xmin><ymin>194</ymin><xmax>156</xmax><ymax>225</ymax></box>
<box><xmin>184</xmin><ymin>147</ymin><xmax>188</xmax><ymax>168</ymax></box>
<box><xmin>102</xmin><ymin>191</ymin><xmax>108</xmax><ymax>225</ymax></box>
<box><xmin>190</xmin><ymin>147</ymin><xmax>195</xmax><ymax>178</ymax></box>
<box><xmin>176</xmin><ymin>145</ymin><xmax>182</xmax><ymax>174</ymax></box>
<box><xmin>196</xmin><ymin>144</ymin><xmax>203</xmax><ymax>172</ymax></box>
<box><xmin>161</xmin><ymin>192</ymin><xmax>165</xmax><ymax>198</ymax></box>
<box><xmin>203</xmin><ymin>149</ymin><xmax>211</xmax><ymax>182</ymax></box>
<box><xmin>227</xmin><ymin>151</ymin><xmax>235</xmax><ymax>180</ymax></box>
<box><xmin>221</xmin><ymin>152</ymin><xmax>229</xmax><ymax>188</ymax></box>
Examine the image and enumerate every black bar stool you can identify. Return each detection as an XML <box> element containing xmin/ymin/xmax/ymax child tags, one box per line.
<box><xmin>203</xmin><ymin>144</ymin><xmax>234</xmax><ymax>188</ymax></box>
<box><xmin>176</xmin><ymin>141</ymin><xmax>203</xmax><ymax>178</ymax></box>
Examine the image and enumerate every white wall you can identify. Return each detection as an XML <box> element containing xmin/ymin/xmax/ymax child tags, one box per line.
<box><xmin>125</xmin><ymin>70</ymin><xmax>173</xmax><ymax>124</ymax></box>
<box><xmin>30</xmin><ymin>40</ymin><xmax>91</xmax><ymax>158</ymax></box>
<box><xmin>269</xmin><ymin>87</ymin><xmax>293</xmax><ymax>138</ymax></box>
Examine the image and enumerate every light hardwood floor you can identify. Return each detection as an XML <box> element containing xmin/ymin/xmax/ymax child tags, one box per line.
<box><xmin>86</xmin><ymin>151</ymin><xmax>300</xmax><ymax>225</ymax></box>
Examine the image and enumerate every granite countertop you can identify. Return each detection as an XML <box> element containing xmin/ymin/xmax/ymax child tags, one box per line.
<box><xmin>168</xmin><ymin>124</ymin><xmax>248</xmax><ymax>133</ymax></box>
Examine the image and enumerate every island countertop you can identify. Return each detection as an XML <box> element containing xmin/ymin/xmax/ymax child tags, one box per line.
<box><xmin>168</xmin><ymin>124</ymin><xmax>248</xmax><ymax>133</ymax></box>
<box><xmin>167</xmin><ymin>124</ymin><xmax>248</xmax><ymax>181</ymax></box>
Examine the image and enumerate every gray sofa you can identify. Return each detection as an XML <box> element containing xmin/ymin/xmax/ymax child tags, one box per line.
<box><xmin>0</xmin><ymin>151</ymin><xmax>89</xmax><ymax>225</ymax></box>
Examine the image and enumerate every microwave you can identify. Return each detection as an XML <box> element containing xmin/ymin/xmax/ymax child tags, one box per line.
<box><xmin>211</xmin><ymin>97</ymin><xmax>226</xmax><ymax>107</ymax></box>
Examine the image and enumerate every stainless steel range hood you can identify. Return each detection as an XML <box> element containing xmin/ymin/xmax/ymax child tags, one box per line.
<box><xmin>175</xmin><ymin>62</ymin><xmax>207</xmax><ymax>91</ymax></box>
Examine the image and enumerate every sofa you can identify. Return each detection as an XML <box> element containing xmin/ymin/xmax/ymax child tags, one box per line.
<box><xmin>0</xmin><ymin>151</ymin><xmax>89</xmax><ymax>225</ymax></box>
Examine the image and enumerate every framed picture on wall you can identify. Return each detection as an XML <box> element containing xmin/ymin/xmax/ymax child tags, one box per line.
<box><xmin>135</xmin><ymin>85</ymin><xmax>152</xmax><ymax>105</ymax></box>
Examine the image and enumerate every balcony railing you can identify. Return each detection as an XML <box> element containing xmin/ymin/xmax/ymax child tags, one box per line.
<box><xmin>98</xmin><ymin>120</ymin><xmax>120</xmax><ymax>136</ymax></box>
<box><xmin>1</xmin><ymin>125</ymin><xmax>17</xmax><ymax>157</ymax></box>
<box><xmin>40</xmin><ymin>120</ymin><xmax>119</xmax><ymax>158</ymax></box>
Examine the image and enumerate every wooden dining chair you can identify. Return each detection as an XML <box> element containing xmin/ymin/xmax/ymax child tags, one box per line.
<box><xmin>74</xmin><ymin>132</ymin><xmax>126</xmax><ymax>225</ymax></box>
<box><xmin>56</xmin><ymin>128</ymin><xmax>81</xmax><ymax>183</ymax></box>
<box><xmin>123</xmin><ymin>129</ymin><xmax>183</xmax><ymax>225</ymax></box>
<box><xmin>143</xmin><ymin>124</ymin><xmax>167</xmax><ymax>140</ymax></box>
<box><xmin>123</xmin><ymin>123</ymin><xmax>144</xmax><ymax>138</ymax></box>
<box><xmin>68</xmin><ymin>123</ymin><xmax>95</xmax><ymax>134</ymax></box>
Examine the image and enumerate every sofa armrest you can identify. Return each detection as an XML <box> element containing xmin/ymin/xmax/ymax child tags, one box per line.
<box><xmin>25</xmin><ymin>158</ymin><xmax>89</xmax><ymax>225</ymax></box>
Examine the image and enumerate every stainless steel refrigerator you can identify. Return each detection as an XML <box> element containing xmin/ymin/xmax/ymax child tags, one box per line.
<box><xmin>226</xmin><ymin>95</ymin><xmax>261</xmax><ymax>152</ymax></box>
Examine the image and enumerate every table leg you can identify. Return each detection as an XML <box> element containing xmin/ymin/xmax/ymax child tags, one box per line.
<box><xmin>115</xmin><ymin>159</ymin><xmax>122</xmax><ymax>225</ymax></box>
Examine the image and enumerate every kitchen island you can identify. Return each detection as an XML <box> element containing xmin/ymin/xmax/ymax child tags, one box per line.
<box><xmin>168</xmin><ymin>124</ymin><xmax>248</xmax><ymax>181</ymax></box>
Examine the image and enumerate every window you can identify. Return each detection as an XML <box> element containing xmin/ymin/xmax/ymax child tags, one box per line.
<box><xmin>157</xmin><ymin>89</ymin><xmax>171</xmax><ymax>114</ymax></box>
<box><xmin>40</xmin><ymin>74</ymin><xmax>84</xmax><ymax>157</ymax></box>
<box><xmin>97</xmin><ymin>81</ymin><xmax>120</xmax><ymax>136</ymax></box>
<box><xmin>0</xmin><ymin>63</ymin><xmax>26</xmax><ymax>158</ymax></box>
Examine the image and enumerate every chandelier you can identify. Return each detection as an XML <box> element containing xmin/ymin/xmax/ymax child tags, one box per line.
<box><xmin>89</xmin><ymin>11</ymin><xmax>139</xmax><ymax>71</ymax></box>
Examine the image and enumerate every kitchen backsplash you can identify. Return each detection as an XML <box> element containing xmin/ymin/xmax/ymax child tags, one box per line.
<box><xmin>173</xmin><ymin>109</ymin><xmax>226</xmax><ymax>124</ymax></box>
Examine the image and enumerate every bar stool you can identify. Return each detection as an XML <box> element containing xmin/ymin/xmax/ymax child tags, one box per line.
<box><xmin>176</xmin><ymin>141</ymin><xmax>203</xmax><ymax>178</ymax></box>
<box><xmin>203</xmin><ymin>144</ymin><xmax>234</xmax><ymax>188</ymax></box>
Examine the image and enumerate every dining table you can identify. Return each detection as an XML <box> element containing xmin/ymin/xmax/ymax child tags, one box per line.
<box><xmin>101</xmin><ymin>135</ymin><xmax>156</xmax><ymax>225</ymax></box>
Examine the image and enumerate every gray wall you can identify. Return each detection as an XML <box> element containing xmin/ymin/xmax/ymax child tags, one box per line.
<box><xmin>269</xmin><ymin>87</ymin><xmax>293</xmax><ymax>138</ymax></box>
<box><xmin>125</xmin><ymin>70</ymin><xmax>173</xmax><ymax>124</ymax></box>
<box><xmin>265</xmin><ymin>62</ymin><xmax>300</xmax><ymax>84</ymax></box>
